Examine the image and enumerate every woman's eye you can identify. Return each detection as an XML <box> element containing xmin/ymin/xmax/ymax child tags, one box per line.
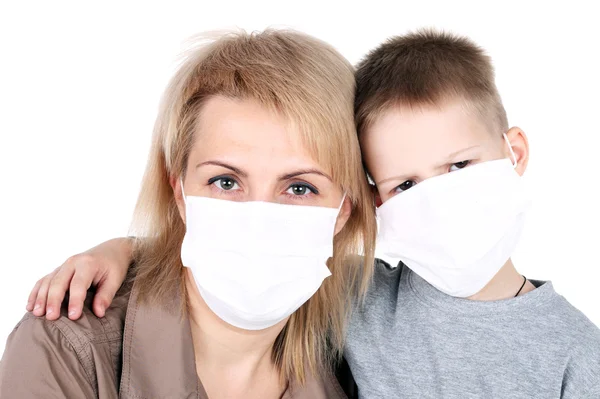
<box><xmin>449</xmin><ymin>160</ymin><xmax>470</xmax><ymax>172</ymax></box>
<box><xmin>286</xmin><ymin>183</ymin><xmax>316</xmax><ymax>196</ymax></box>
<box><xmin>394</xmin><ymin>180</ymin><xmax>416</xmax><ymax>193</ymax></box>
<box><xmin>210</xmin><ymin>177</ymin><xmax>240</xmax><ymax>191</ymax></box>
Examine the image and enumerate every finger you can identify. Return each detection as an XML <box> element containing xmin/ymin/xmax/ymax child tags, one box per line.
<box><xmin>26</xmin><ymin>279</ymin><xmax>43</xmax><ymax>311</ymax></box>
<box><xmin>45</xmin><ymin>263</ymin><xmax>77</xmax><ymax>320</ymax></box>
<box><xmin>67</xmin><ymin>271</ymin><xmax>95</xmax><ymax>320</ymax></box>
<box><xmin>32</xmin><ymin>271</ymin><xmax>57</xmax><ymax>317</ymax></box>
<box><xmin>92</xmin><ymin>277</ymin><xmax>121</xmax><ymax>318</ymax></box>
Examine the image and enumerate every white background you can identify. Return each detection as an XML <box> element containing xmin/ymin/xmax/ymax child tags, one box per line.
<box><xmin>1</xmin><ymin>1</ymin><xmax>599</xmax><ymax>357</ymax></box>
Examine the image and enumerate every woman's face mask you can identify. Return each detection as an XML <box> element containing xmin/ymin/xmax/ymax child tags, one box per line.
<box><xmin>177</xmin><ymin>96</ymin><xmax>349</xmax><ymax>330</ymax></box>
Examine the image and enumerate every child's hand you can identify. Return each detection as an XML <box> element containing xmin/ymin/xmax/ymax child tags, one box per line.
<box><xmin>26</xmin><ymin>238</ymin><xmax>134</xmax><ymax>321</ymax></box>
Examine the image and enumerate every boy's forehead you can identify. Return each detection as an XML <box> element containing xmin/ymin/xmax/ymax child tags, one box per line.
<box><xmin>361</xmin><ymin>101</ymin><xmax>494</xmax><ymax>178</ymax></box>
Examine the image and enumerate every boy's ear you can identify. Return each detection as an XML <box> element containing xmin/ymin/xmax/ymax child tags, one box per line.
<box><xmin>371</xmin><ymin>184</ymin><xmax>383</xmax><ymax>208</ymax></box>
<box><xmin>505</xmin><ymin>126</ymin><xmax>529</xmax><ymax>176</ymax></box>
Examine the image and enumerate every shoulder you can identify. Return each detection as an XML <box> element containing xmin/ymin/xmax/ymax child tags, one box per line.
<box><xmin>540</xmin><ymin>289</ymin><xmax>600</xmax><ymax>397</ymax></box>
<box><xmin>541</xmin><ymin>289</ymin><xmax>600</xmax><ymax>345</ymax></box>
<box><xmin>0</xmin><ymin>286</ymin><xmax>131</xmax><ymax>398</ymax></box>
<box><xmin>29</xmin><ymin>284</ymin><xmax>130</xmax><ymax>357</ymax></box>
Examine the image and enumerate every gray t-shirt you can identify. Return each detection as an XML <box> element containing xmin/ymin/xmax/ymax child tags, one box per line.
<box><xmin>345</xmin><ymin>260</ymin><xmax>600</xmax><ymax>398</ymax></box>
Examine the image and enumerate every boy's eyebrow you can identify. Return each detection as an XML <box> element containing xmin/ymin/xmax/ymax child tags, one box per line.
<box><xmin>444</xmin><ymin>145</ymin><xmax>481</xmax><ymax>162</ymax></box>
<box><xmin>376</xmin><ymin>145</ymin><xmax>482</xmax><ymax>185</ymax></box>
<box><xmin>376</xmin><ymin>174</ymin><xmax>415</xmax><ymax>185</ymax></box>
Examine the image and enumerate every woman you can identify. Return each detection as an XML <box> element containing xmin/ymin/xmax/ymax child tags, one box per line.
<box><xmin>0</xmin><ymin>29</ymin><xmax>375</xmax><ymax>398</ymax></box>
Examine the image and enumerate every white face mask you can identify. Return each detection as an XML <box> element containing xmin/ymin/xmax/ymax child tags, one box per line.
<box><xmin>375</xmin><ymin>138</ymin><xmax>530</xmax><ymax>297</ymax></box>
<box><xmin>180</xmin><ymin>185</ymin><xmax>343</xmax><ymax>330</ymax></box>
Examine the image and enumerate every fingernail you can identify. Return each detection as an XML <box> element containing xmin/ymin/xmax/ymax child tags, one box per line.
<box><xmin>46</xmin><ymin>307</ymin><xmax>53</xmax><ymax>315</ymax></box>
<box><xmin>68</xmin><ymin>309</ymin><xmax>76</xmax><ymax>318</ymax></box>
<box><xmin>34</xmin><ymin>303</ymin><xmax>41</xmax><ymax>311</ymax></box>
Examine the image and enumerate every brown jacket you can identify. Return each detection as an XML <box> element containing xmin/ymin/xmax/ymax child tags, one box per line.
<box><xmin>0</xmin><ymin>281</ymin><xmax>352</xmax><ymax>398</ymax></box>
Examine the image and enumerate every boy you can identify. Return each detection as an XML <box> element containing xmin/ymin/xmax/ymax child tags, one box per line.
<box><xmin>24</xmin><ymin>30</ymin><xmax>600</xmax><ymax>397</ymax></box>
<box><xmin>344</xmin><ymin>29</ymin><xmax>600</xmax><ymax>398</ymax></box>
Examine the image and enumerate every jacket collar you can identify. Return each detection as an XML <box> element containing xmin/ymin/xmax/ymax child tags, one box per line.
<box><xmin>120</xmin><ymin>282</ymin><xmax>205</xmax><ymax>399</ymax></box>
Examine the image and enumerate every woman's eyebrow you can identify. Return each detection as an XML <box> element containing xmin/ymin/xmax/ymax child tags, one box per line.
<box><xmin>196</xmin><ymin>161</ymin><xmax>247</xmax><ymax>177</ymax></box>
<box><xmin>279</xmin><ymin>169</ymin><xmax>332</xmax><ymax>182</ymax></box>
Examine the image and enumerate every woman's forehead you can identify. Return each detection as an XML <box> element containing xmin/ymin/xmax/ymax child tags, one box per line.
<box><xmin>191</xmin><ymin>96</ymin><xmax>333</xmax><ymax>176</ymax></box>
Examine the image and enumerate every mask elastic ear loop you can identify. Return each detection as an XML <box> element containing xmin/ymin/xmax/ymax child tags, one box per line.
<box><xmin>503</xmin><ymin>133</ymin><xmax>518</xmax><ymax>169</ymax></box>
<box><xmin>337</xmin><ymin>193</ymin><xmax>347</xmax><ymax>212</ymax></box>
<box><xmin>329</xmin><ymin>193</ymin><xmax>348</xmax><ymax>240</ymax></box>
<box><xmin>180</xmin><ymin>178</ymin><xmax>187</xmax><ymax>205</ymax></box>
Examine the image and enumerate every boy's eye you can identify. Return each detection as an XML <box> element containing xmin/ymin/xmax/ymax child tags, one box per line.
<box><xmin>286</xmin><ymin>183</ymin><xmax>317</xmax><ymax>196</ymax></box>
<box><xmin>394</xmin><ymin>180</ymin><xmax>416</xmax><ymax>193</ymax></box>
<box><xmin>449</xmin><ymin>160</ymin><xmax>470</xmax><ymax>172</ymax></box>
<box><xmin>210</xmin><ymin>177</ymin><xmax>240</xmax><ymax>191</ymax></box>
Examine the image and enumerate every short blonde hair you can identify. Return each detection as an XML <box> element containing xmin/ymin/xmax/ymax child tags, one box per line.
<box><xmin>355</xmin><ymin>29</ymin><xmax>508</xmax><ymax>138</ymax></box>
<box><xmin>130</xmin><ymin>29</ymin><xmax>376</xmax><ymax>384</ymax></box>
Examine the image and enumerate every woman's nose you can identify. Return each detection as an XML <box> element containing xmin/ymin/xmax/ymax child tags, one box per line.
<box><xmin>245</xmin><ymin>186</ymin><xmax>279</xmax><ymax>203</ymax></box>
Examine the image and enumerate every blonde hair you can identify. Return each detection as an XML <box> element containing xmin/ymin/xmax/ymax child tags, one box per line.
<box><xmin>129</xmin><ymin>29</ymin><xmax>376</xmax><ymax>384</ymax></box>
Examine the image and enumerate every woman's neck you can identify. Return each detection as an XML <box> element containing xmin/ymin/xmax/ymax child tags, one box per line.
<box><xmin>184</xmin><ymin>268</ymin><xmax>287</xmax><ymax>398</ymax></box>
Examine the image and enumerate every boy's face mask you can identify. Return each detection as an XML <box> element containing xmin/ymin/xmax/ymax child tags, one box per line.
<box><xmin>375</xmin><ymin>136</ymin><xmax>531</xmax><ymax>297</ymax></box>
